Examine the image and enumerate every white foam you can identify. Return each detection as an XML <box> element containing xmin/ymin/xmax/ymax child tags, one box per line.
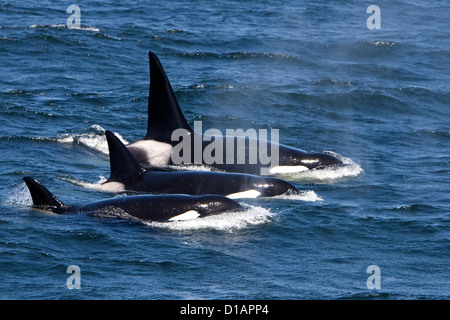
<box><xmin>70</xmin><ymin>26</ymin><xmax>100</xmax><ymax>32</ymax></box>
<box><xmin>28</xmin><ymin>24</ymin><xmax>66</xmax><ymax>29</ymax></box>
<box><xmin>28</xmin><ymin>24</ymin><xmax>100</xmax><ymax>32</ymax></box>
<box><xmin>62</xmin><ymin>175</ymin><xmax>108</xmax><ymax>192</ymax></box>
<box><xmin>372</xmin><ymin>40</ymin><xmax>395</xmax><ymax>47</ymax></box>
<box><xmin>56</xmin><ymin>125</ymin><xmax>127</xmax><ymax>154</ymax></box>
<box><xmin>274</xmin><ymin>190</ymin><xmax>323</xmax><ymax>202</ymax></box>
<box><xmin>145</xmin><ymin>205</ymin><xmax>275</xmax><ymax>232</ymax></box>
<box><xmin>274</xmin><ymin>152</ymin><xmax>364</xmax><ymax>183</ymax></box>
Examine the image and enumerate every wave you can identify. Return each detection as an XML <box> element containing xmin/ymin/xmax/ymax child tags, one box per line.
<box><xmin>28</xmin><ymin>24</ymin><xmax>100</xmax><ymax>32</ymax></box>
<box><xmin>55</xmin><ymin>124</ymin><xmax>127</xmax><ymax>154</ymax></box>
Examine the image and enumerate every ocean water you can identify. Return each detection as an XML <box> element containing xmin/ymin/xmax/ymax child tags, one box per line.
<box><xmin>0</xmin><ymin>0</ymin><xmax>449</xmax><ymax>300</ymax></box>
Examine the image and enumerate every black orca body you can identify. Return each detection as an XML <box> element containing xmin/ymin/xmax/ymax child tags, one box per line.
<box><xmin>23</xmin><ymin>177</ymin><xmax>242</xmax><ymax>222</ymax></box>
<box><xmin>101</xmin><ymin>131</ymin><xmax>299</xmax><ymax>198</ymax></box>
<box><xmin>126</xmin><ymin>51</ymin><xmax>344</xmax><ymax>175</ymax></box>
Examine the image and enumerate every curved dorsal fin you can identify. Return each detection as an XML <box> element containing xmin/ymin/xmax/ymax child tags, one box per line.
<box><xmin>105</xmin><ymin>131</ymin><xmax>144</xmax><ymax>183</ymax></box>
<box><xmin>23</xmin><ymin>177</ymin><xmax>66</xmax><ymax>212</ymax></box>
<box><xmin>146</xmin><ymin>51</ymin><xmax>192</xmax><ymax>142</ymax></box>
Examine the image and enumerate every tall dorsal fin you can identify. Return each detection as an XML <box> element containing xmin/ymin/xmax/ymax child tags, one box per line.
<box><xmin>105</xmin><ymin>131</ymin><xmax>145</xmax><ymax>183</ymax></box>
<box><xmin>146</xmin><ymin>51</ymin><xmax>192</xmax><ymax>142</ymax></box>
<box><xmin>23</xmin><ymin>177</ymin><xmax>66</xmax><ymax>212</ymax></box>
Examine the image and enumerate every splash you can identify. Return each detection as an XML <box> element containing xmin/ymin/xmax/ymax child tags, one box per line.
<box><xmin>143</xmin><ymin>205</ymin><xmax>275</xmax><ymax>232</ymax></box>
<box><xmin>274</xmin><ymin>151</ymin><xmax>364</xmax><ymax>184</ymax></box>
<box><xmin>63</xmin><ymin>174</ymin><xmax>100</xmax><ymax>188</ymax></box>
<box><xmin>273</xmin><ymin>190</ymin><xmax>323</xmax><ymax>202</ymax></box>
<box><xmin>56</xmin><ymin>125</ymin><xmax>127</xmax><ymax>154</ymax></box>
<box><xmin>3</xmin><ymin>182</ymin><xmax>33</xmax><ymax>206</ymax></box>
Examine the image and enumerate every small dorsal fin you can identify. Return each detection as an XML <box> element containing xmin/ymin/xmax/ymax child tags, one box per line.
<box><xmin>105</xmin><ymin>131</ymin><xmax>145</xmax><ymax>183</ymax></box>
<box><xmin>146</xmin><ymin>51</ymin><xmax>193</xmax><ymax>142</ymax></box>
<box><xmin>23</xmin><ymin>177</ymin><xmax>66</xmax><ymax>212</ymax></box>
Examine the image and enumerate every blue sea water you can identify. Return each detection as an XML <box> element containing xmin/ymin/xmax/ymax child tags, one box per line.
<box><xmin>0</xmin><ymin>0</ymin><xmax>449</xmax><ymax>300</ymax></box>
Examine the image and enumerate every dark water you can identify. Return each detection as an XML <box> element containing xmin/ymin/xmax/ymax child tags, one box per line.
<box><xmin>0</xmin><ymin>0</ymin><xmax>449</xmax><ymax>299</ymax></box>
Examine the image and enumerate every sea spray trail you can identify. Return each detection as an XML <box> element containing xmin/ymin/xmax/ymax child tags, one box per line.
<box><xmin>273</xmin><ymin>152</ymin><xmax>364</xmax><ymax>184</ymax></box>
<box><xmin>145</xmin><ymin>205</ymin><xmax>276</xmax><ymax>232</ymax></box>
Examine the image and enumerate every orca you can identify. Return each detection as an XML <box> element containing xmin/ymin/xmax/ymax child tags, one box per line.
<box><xmin>101</xmin><ymin>130</ymin><xmax>299</xmax><ymax>199</ymax></box>
<box><xmin>125</xmin><ymin>51</ymin><xmax>344</xmax><ymax>175</ymax></box>
<box><xmin>23</xmin><ymin>177</ymin><xmax>242</xmax><ymax>222</ymax></box>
